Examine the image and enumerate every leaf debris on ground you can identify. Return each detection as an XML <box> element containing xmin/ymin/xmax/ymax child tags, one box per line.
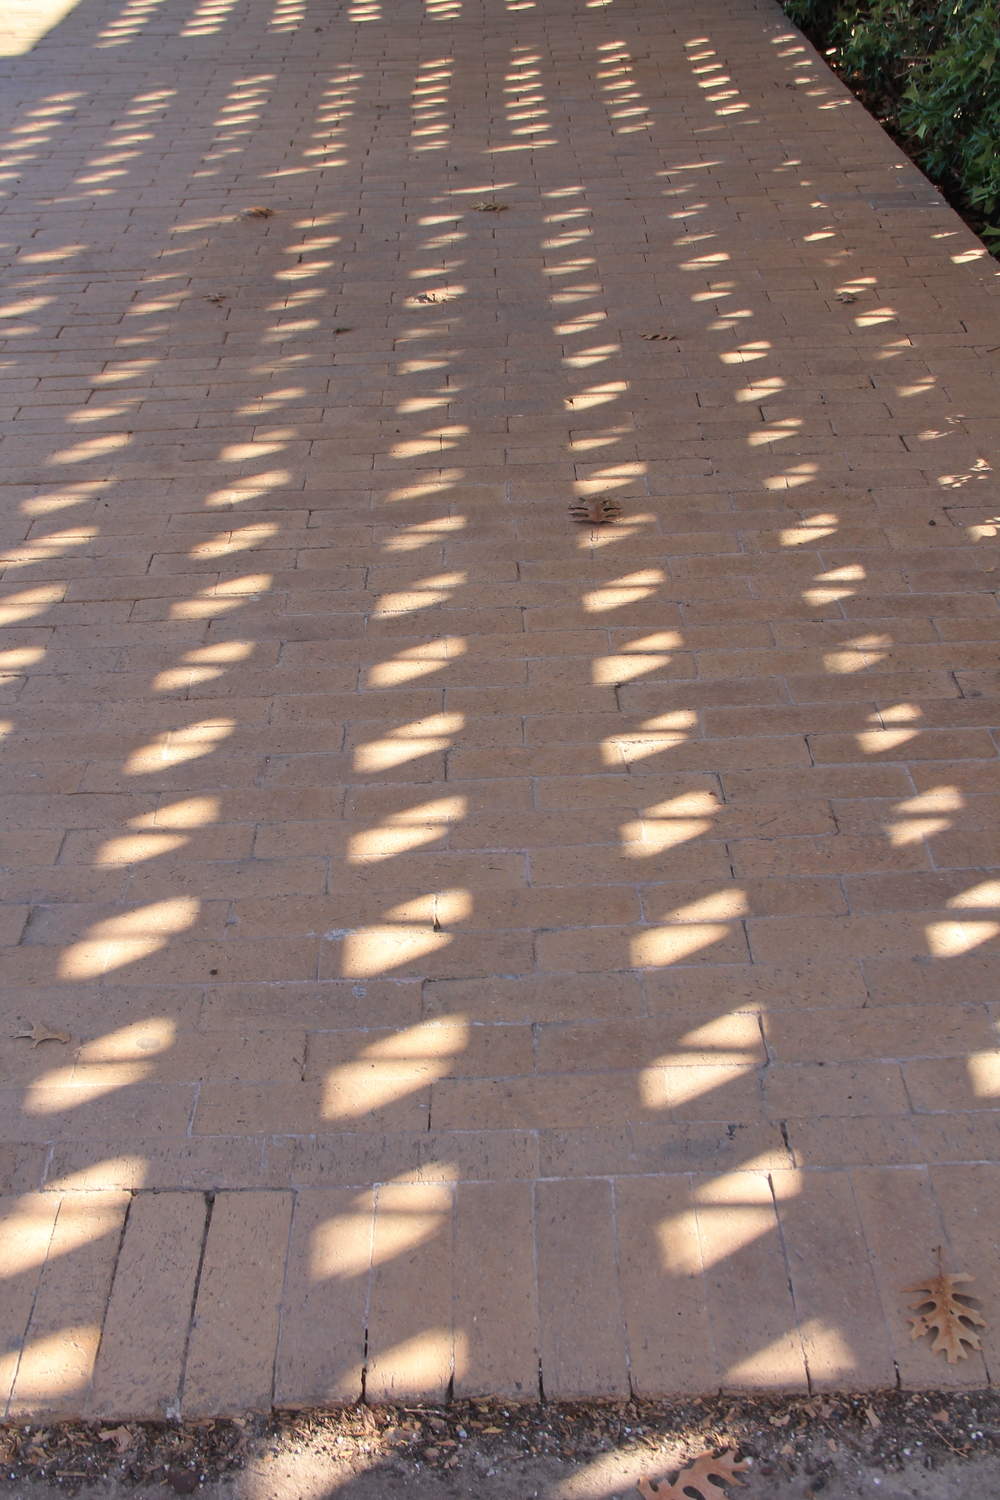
<box><xmin>98</xmin><ymin>1429</ymin><xmax>134</xmax><ymax>1454</ymax></box>
<box><xmin>905</xmin><ymin>1250</ymin><xmax>987</xmax><ymax>1362</ymax></box>
<box><xmin>638</xmin><ymin>1448</ymin><xmax>747</xmax><ymax>1499</ymax></box>
<box><xmin>569</xmin><ymin>495</ymin><xmax>622</xmax><ymax>523</ymax></box>
<box><xmin>473</xmin><ymin>200</ymin><xmax>508</xmax><ymax>211</ymax></box>
<box><xmin>241</xmin><ymin>205</ymin><xmax>275</xmax><ymax>218</ymax></box>
<box><xmin>13</xmin><ymin>1020</ymin><xmax>71</xmax><ymax>1047</ymax></box>
<box><xmin>4</xmin><ymin>1389</ymin><xmax>1000</xmax><ymax>1495</ymax></box>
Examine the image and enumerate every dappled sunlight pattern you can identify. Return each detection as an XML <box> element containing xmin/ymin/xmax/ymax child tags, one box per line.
<box><xmin>353</xmin><ymin>713</ymin><xmax>465</xmax><ymax>773</ymax></box>
<box><xmin>595</xmin><ymin>40</ymin><xmax>650</xmax><ymax>136</ymax></box>
<box><xmin>346</xmin><ymin>795</ymin><xmax>467</xmax><ymax>862</ymax></box>
<box><xmin>322</xmin><ymin>1018</ymin><xmax>468</xmax><ymax>1118</ymax></box>
<box><xmin>0</xmin><ymin>1193</ymin><xmax>127</xmax><ymax>1411</ymax></box>
<box><xmin>2</xmin><ymin>0</ymin><xmax>1000</xmax><ymax>1421</ymax></box>
<box><xmin>657</xmin><ymin>1163</ymin><xmax>798</xmax><ymax>1278</ymax></box>
<box><xmin>268</xmin><ymin>0</ymin><xmax>305</xmax><ymax>29</ymax></box>
<box><xmin>5</xmin><ymin>1327</ymin><xmax>101</xmax><ymax>1408</ymax></box>
<box><xmin>410</xmin><ymin>57</ymin><xmax>454</xmax><ymax>151</ymax></box>
<box><xmin>56</xmin><ymin>897</ymin><xmax>201</xmax><ymax>980</ymax></box>
<box><xmin>683</xmin><ymin>36</ymin><xmax>753</xmax><ymax>119</ymax></box>
<box><xmin>620</xmin><ymin>791</ymin><xmax>720</xmax><ymax>856</ymax></box>
<box><xmin>180</xmin><ymin>0</ymin><xmax>242</xmax><ymax>38</ymax></box>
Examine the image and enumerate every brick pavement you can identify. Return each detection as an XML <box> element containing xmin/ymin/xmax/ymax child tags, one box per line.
<box><xmin>1</xmin><ymin>0</ymin><xmax>1000</xmax><ymax>1419</ymax></box>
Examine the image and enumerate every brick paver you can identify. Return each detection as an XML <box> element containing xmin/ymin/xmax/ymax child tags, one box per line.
<box><xmin>1</xmin><ymin>0</ymin><xmax>1000</xmax><ymax>1417</ymax></box>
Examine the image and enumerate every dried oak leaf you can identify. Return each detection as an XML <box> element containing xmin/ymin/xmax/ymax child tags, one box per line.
<box><xmin>568</xmin><ymin>495</ymin><xmax>622</xmax><ymax>524</ymax></box>
<box><xmin>167</xmin><ymin>1469</ymin><xmax>198</xmax><ymax>1494</ymax></box>
<box><xmin>242</xmin><ymin>205</ymin><xmax>275</xmax><ymax>218</ymax></box>
<box><xmin>638</xmin><ymin>1450</ymin><xmax>748</xmax><ymax>1500</ymax></box>
<box><xmin>98</xmin><ymin>1427</ymin><xmax>134</xmax><ymax>1454</ymax></box>
<box><xmin>904</xmin><ymin>1266</ymin><xmax>987</xmax><ymax>1362</ymax></box>
<box><xmin>473</xmin><ymin>201</ymin><xmax>508</xmax><ymax>211</ymax></box>
<box><xmin>13</xmin><ymin>1021</ymin><xmax>70</xmax><ymax>1047</ymax></box>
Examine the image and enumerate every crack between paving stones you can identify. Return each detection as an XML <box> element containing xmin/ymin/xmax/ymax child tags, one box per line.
<box><xmin>768</xmin><ymin>1171</ymin><xmax>813</xmax><ymax>1395</ymax></box>
<box><xmin>174</xmin><ymin>1193</ymin><xmax>214</xmax><ymax>1421</ymax></box>
<box><xmin>83</xmin><ymin>1192</ymin><xmax>135</xmax><ymax>1420</ymax></box>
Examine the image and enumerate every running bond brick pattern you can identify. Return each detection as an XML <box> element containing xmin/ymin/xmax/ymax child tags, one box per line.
<box><xmin>1</xmin><ymin>0</ymin><xmax>999</xmax><ymax>1419</ymax></box>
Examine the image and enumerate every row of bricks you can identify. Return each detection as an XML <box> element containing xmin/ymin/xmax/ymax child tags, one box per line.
<box><xmin>2</xmin><ymin>920</ymin><xmax>998</xmax><ymax>982</ymax></box>
<box><xmin>2</xmin><ymin>684</ymin><xmax>994</xmax><ymax>719</ymax></box>
<box><xmin>0</xmin><ymin>793</ymin><xmax>994</xmax><ymax>846</ymax></box>
<box><xmin>0</xmin><ymin>504</ymin><xmax>989</xmax><ymax>540</ymax></box>
<box><xmin>5</xmin><ymin>551</ymin><xmax>1000</xmax><ymax>599</ymax></box>
<box><xmin>6</xmin><ymin>599</ymin><xmax>1000</xmax><ymax>634</ymax></box>
<box><xmin>3</xmin><ymin>668</ymin><xmax>997</xmax><ymax>707</ymax></box>
<box><xmin>7</xmin><ymin>554</ymin><xmax>999</xmax><ymax>593</ymax></box>
<box><xmin>1</xmin><ymin>718</ymin><xmax>997</xmax><ymax>763</ymax></box>
<box><xmin>0</xmin><ymin>765</ymin><xmax>987</xmax><ymax>807</ymax></box>
<box><xmin>0</xmin><ymin>1057</ymin><xmax>995</xmax><ymax>1135</ymax></box>
<box><xmin>5</xmin><ymin>547</ymin><xmax>997</xmax><ymax>579</ymax></box>
<box><xmin>26</xmin><ymin>482</ymin><xmax>991</xmax><ymax>521</ymax></box>
<box><xmin>0</xmin><ymin>760</ymin><xmax>992</xmax><ymax>806</ymax></box>
<box><xmin>3</xmin><ymin>1166</ymin><xmax>996</xmax><ymax>1419</ymax></box>
<box><xmin>7</xmin><ymin>850</ymin><xmax>1000</xmax><ymax>910</ymax></box>
<box><xmin>0</xmin><ymin>822</ymin><xmax>982</xmax><ymax>867</ymax></box>
<box><xmin>5</xmin><ymin>612</ymin><xmax>999</xmax><ymax>652</ymax></box>
<box><xmin>0</xmin><ymin>433</ymin><xmax>984</xmax><ymax>459</ymax></box>
<box><xmin>2</xmin><ymin>584</ymin><xmax>996</xmax><ymax>618</ymax></box>
<box><xmin>9</xmin><ymin>1112</ymin><xmax>1000</xmax><ymax>1192</ymax></box>
<box><xmin>5</xmin><ymin>1091</ymin><xmax>1000</xmax><ymax>1177</ymax></box>
<box><xmin>5</xmin><ymin>655</ymin><xmax>1000</xmax><ymax>700</ymax></box>
<box><xmin>2</xmin><ymin>951</ymin><xmax>982</xmax><ymax>1017</ymax></box>
<box><xmin>9</xmin><ymin>867</ymin><xmax>1000</xmax><ymax>929</ymax></box>
<box><xmin>2</xmin><ymin>1000</ymin><xmax>998</xmax><ymax>1072</ymax></box>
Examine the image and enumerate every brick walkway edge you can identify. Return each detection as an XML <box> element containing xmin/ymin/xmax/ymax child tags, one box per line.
<box><xmin>2</xmin><ymin>0</ymin><xmax>1000</xmax><ymax>1420</ymax></box>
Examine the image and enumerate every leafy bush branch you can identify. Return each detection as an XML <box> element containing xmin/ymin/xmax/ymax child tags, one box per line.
<box><xmin>782</xmin><ymin>0</ymin><xmax>1000</xmax><ymax>245</ymax></box>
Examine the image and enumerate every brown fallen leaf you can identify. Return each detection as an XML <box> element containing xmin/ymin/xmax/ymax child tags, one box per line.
<box><xmin>904</xmin><ymin>1249</ymin><xmax>987</xmax><ymax>1363</ymax></box>
<box><xmin>641</xmin><ymin>331</ymin><xmax>677</xmax><ymax>340</ymax></box>
<box><xmin>98</xmin><ymin>1427</ymin><xmax>134</xmax><ymax>1454</ymax></box>
<box><xmin>13</xmin><ymin>1021</ymin><xmax>70</xmax><ymax>1048</ymax></box>
<box><xmin>568</xmin><ymin>495</ymin><xmax>622</xmax><ymax>524</ymax></box>
<box><xmin>865</xmin><ymin>1406</ymin><xmax>881</xmax><ymax>1429</ymax></box>
<box><xmin>242</xmin><ymin>205</ymin><xmax>275</xmax><ymax>218</ymax></box>
<box><xmin>166</xmin><ymin>1469</ymin><xmax>198</xmax><ymax>1494</ymax></box>
<box><xmin>473</xmin><ymin>201</ymin><xmax>508</xmax><ymax>211</ymax></box>
<box><xmin>637</xmin><ymin>1450</ymin><xmax>748</xmax><ymax>1500</ymax></box>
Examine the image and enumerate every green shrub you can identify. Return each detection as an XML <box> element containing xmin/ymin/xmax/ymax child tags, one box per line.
<box><xmin>781</xmin><ymin>0</ymin><xmax>1000</xmax><ymax>242</ymax></box>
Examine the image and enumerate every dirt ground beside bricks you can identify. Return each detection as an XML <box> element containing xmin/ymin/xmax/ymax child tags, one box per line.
<box><xmin>4</xmin><ymin>1390</ymin><xmax>1000</xmax><ymax>1500</ymax></box>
